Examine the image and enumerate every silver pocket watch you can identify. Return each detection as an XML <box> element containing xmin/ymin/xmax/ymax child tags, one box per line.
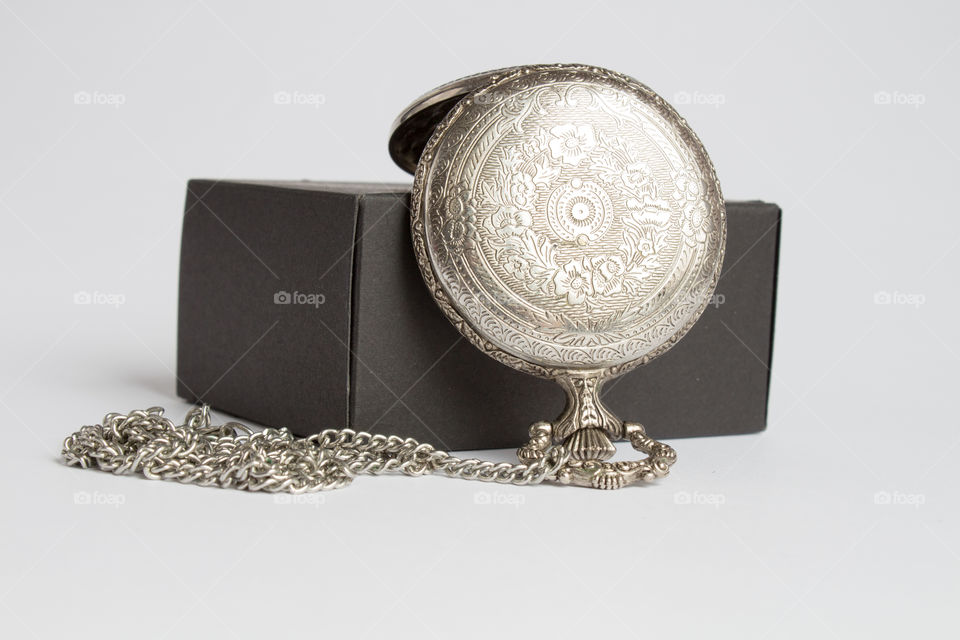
<box><xmin>393</xmin><ymin>64</ymin><xmax>726</xmax><ymax>488</ymax></box>
<box><xmin>63</xmin><ymin>64</ymin><xmax>725</xmax><ymax>491</ymax></box>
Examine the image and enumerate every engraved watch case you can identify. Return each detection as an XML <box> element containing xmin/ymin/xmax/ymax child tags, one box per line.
<box><xmin>393</xmin><ymin>64</ymin><xmax>726</xmax><ymax>488</ymax></box>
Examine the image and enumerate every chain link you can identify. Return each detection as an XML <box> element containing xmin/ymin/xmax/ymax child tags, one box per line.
<box><xmin>61</xmin><ymin>406</ymin><xmax>571</xmax><ymax>493</ymax></box>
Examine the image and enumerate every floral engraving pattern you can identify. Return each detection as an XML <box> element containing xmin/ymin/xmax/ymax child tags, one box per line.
<box><xmin>440</xmin><ymin>182</ymin><xmax>478</xmax><ymax>250</ymax></box>
<box><xmin>672</xmin><ymin>164</ymin><xmax>709</xmax><ymax>246</ymax></box>
<box><xmin>548</xmin><ymin>124</ymin><xmax>598</xmax><ymax>166</ymax></box>
<box><xmin>462</xmin><ymin>122</ymin><xmax>674</xmax><ymax>312</ymax></box>
<box><xmin>414</xmin><ymin>65</ymin><xmax>726</xmax><ymax>372</ymax></box>
<box><xmin>554</xmin><ymin>257</ymin><xmax>593</xmax><ymax>305</ymax></box>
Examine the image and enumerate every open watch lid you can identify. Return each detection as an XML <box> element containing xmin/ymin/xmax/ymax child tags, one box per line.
<box><xmin>389</xmin><ymin>66</ymin><xmax>517</xmax><ymax>175</ymax></box>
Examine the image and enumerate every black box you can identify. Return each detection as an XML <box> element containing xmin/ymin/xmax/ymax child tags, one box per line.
<box><xmin>177</xmin><ymin>180</ymin><xmax>779</xmax><ymax>450</ymax></box>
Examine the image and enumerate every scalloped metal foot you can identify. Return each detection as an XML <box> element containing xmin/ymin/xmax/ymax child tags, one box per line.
<box><xmin>517</xmin><ymin>422</ymin><xmax>676</xmax><ymax>489</ymax></box>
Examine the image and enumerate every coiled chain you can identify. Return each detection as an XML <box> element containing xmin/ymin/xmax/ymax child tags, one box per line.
<box><xmin>61</xmin><ymin>406</ymin><xmax>571</xmax><ymax>493</ymax></box>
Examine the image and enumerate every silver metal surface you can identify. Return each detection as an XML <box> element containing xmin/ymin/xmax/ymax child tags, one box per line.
<box><xmin>62</xmin><ymin>406</ymin><xmax>674</xmax><ymax>491</ymax></box>
<box><xmin>62</xmin><ymin>407</ymin><xmax>571</xmax><ymax>492</ymax></box>
<box><xmin>410</xmin><ymin>64</ymin><xmax>726</xmax><ymax>487</ymax></box>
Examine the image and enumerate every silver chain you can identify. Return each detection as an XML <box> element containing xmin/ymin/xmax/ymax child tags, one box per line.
<box><xmin>61</xmin><ymin>406</ymin><xmax>571</xmax><ymax>493</ymax></box>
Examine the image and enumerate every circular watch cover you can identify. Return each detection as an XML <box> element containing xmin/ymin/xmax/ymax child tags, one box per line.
<box><xmin>397</xmin><ymin>64</ymin><xmax>726</xmax><ymax>488</ymax></box>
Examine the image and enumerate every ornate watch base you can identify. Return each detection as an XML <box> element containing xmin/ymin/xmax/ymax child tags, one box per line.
<box><xmin>516</xmin><ymin>421</ymin><xmax>677</xmax><ymax>490</ymax></box>
<box><xmin>551</xmin><ymin>372</ymin><xmax>625</xmax><ymax>461</ymax></box>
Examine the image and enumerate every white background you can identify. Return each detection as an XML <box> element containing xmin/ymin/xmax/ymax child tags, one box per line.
<box><xmin>2</xmin><ymin>1</ymin><xmax>958</xmax><ymax>638</ymax></box>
